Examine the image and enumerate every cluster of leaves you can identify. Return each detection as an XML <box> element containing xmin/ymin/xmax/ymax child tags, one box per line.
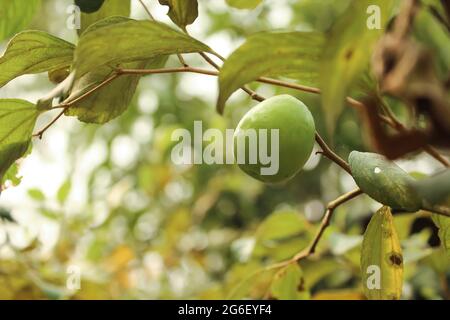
<box><xmin>0</xmin><ymin>0</ymin><xmax>449</xmax><ymax>300</ymax></box>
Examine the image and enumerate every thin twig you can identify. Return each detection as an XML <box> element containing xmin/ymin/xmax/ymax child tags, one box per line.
<box><xmin>32</xmin><ymin>65</ymin><xmax>450</xmax><ymax>168</ymax></box>
<box><xmin>33</xmin><ymin>108</ymin><xmax>68</xmax><ymax>139</ymax></box>
<box><xmin>315</xmin><ymin>132</ymin><xmax>352</xmax><ymax>174</ymax></box>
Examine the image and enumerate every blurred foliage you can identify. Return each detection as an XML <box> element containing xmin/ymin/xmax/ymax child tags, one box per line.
<box><xmin>0</xmin><ymin>0</ymin><xmax>448</xmax><ymax>300</ymax></box>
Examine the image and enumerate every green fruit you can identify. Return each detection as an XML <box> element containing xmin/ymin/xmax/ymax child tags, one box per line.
<box><xmin>234</xmin><ymin>95</ymin><xmax>316</xmax><ymax>183</ymax></box>
<box><xmin>75</xmin><ymin>0</ymin><xmax>105</xmax><ymax>13</ymax></box>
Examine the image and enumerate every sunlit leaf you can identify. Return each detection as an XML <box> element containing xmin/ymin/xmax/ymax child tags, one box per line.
<box><xmin>57</xmin><ymin>179</ymin><xmax>72</xmax><ymax>204</ymax></box>
<box><xmin>27</xmin><ymin>188</ymin><xmax>45</xmax><ymax>201</ymax></box>
<box><xmin>158</xmin><ymin>0</ymin><xmax>198</xmax><ymax>29</ymax></box>
<box><xmin>0</xmin><ymin>0</ymin><xmax>41</xmax><ymax>42</ymax></box>
<box><xmin>226</xmin><ymin>0</ymin><xmax>263</xmax><ymax>10</ymax></box>
<box><xmin>0</xmin><ymin>99</ymin><xmax>40</xmax><ymax>182</ymax></box>
<box><xmin>78</xmin><ymin>0</ymin><xmax>130</xmax><ymax>35</ymax></box>
<box><xmin>217</xmin><ymin>32</ymin><xmax>325</xmax><ymax>113</ymax></box>
<box><xmin>349</xmin><ymin>151</ymin><xmax>422</xmax><ymax>212</ymax></box>
<box><xmin>0</xmin><ymin>31</ymin><xmax>74</xmax><ymax>87</ymax></box>
<box><xmin>320</xmin><ymin>0</ymin><xmax>394</xmax><ymax>131</ymax></box>
<box><xmin>74</xmin><ymin>19</ymin><xmax>211</xmax><ymax>77</ymax></box>
<box><xmin>361</xmin><ymin>206</ymin><xmax>403</xmax><ymax>300</ymax></box>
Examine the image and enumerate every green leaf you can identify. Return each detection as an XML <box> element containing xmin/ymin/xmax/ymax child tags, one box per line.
<box><xmin>252</xmin><ymin>210</ymin><xmax>312</xmax><ymax>261</ymax></box>
<box><xmin>217</xmin><ymin>32</ymin><xmax>325</xmax><ymax>113</ymax></box>
<box><xmin>74</xmin><ymin>19</ymin><xmax>211</xmax><ymax>78</ymax></box>
<box><xmin>349</xmin><ymin>151</ymin><xmax>422</xmax><ymax>212</ymax></box>
<box><xmin>27</xmin><ymin>188</ymin><xmax>46</xmax><ymax>201</ymax></box>
<box><xmin>78</xmin><ymin>0</ymin><xmax>130</xmax><ymax>35</ymax></box>
<box><xmin>411</xmin><ymin>169</ymin><xmax>450</xmax><ymax>206</ymax></box>
<box><xmin>57</xmin><ymin>179</ymin><xmax>72</xmax><ymax>204</ymax></box>
<box><xmin>320</xmin><ymin>0</ymin><xmax>394</xmax><ymax>132</ymax></box>
<box><xmin>270</xmin><ymin>264</ymin><xmax>308</xmax><ymax>300</ymax></box>
<box><xmin>0</xmin><ymin>0</ymin><xmax>41</xmax><ymax>42</ymax></box>
<box><xmin>0</xmin><ymin>31</ymin><xmax>75</xmax><ymax>88</ymax></box>
<box><xmin>226</xmin><ymin>0</ymin><xmax>263</xmax><ymax>10</ymax></box>
<box><xmin>431</xmin><ymin>214</ymin><xmax>450</xmax><ymax>258</ymax></box>
<box><xmin>158</xmin><ymin>0</ymin><xmax>198</xmax><ymax>29</ymax></box>
<box><xmin>67</xmin><ymin>17</ymin><xmax>169</xmax><ymax>123</ymax></box>
<box><xmin>0</xmin><ymin>99</ymin><xmax>40</xmax><ymax>181</ymax></box>
<box><xmin>361</xmin><ymin>206</ymin><xmax>403</xmax><ymax>300</ymax></box>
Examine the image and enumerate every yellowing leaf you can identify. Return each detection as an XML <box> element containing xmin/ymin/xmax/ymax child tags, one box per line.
<box><xmin>349</xmin><ymin>151</ymin><xmax>422</xmax><ymax>212</ymax></box>
<box><xmin>217</xmin><ymin>32</ymin><xmax>325</xmax><ymax>113</ymax></box>
<box><xmin>0</xmin><ymin>31</ymin><xmax>74</xmax><ymax>87</ymax></box>
<box><xmin>320</xmin><ymin>0</ymin><xmax>394</xmax><ymax>131</ymax></box>
<box><xmin>0</xmin><ymin>99</ymin><xmax>40</xmax><ymax>181</ymax></box>
<box><xmin>158</xmin><ymin>0</ymin><xmax>198</xmax><ymax>29</ymax></box>
<box><xmin>105</xmin><ymin>245</ymin><xmax>134</xmax><ymax>272</ymax></box>
<box><xmin>361</xmin><ymin>206</ymin><xmax>403</xmax><ymax>300</ymax></box>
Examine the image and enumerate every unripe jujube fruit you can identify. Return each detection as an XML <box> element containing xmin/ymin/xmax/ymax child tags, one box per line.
<box><xmin>234</xmin><ymin>95</ymin><xmax>316</xmax><ymax>183</ymax></box>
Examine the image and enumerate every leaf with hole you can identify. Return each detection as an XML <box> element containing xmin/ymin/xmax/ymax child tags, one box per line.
<box><xmin>0</xmin><ymin>99</ymin><xmax>40</xmax><ymax>182</ymax></box>
<box><xmin>158</xmin><ymin>0</ymin><xmax>198</xmax><ymax>29</ymax></box>
<box><xmin>361</xmin><ymin>206</ymin><xmax>403</xmax><ymax>300</ymax></box>
<box><xmin>0</xmin><ymin>31</ymin><xmax>74</xmax><ymax>88</ymax></box>
<box><xmin>349</xmin><ymin>151</ymin><xmax>422</xmax><ymax>212</ymax></box>
<box><xmin>217</xmin><ymin>32</ymin><xmax>325</xmax><ymax>113</ymax></box>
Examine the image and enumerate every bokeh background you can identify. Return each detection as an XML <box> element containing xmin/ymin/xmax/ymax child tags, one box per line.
<box><xmin>0</xmin><ymin>0</ymin><xmax>448</xmax><ymax>300</ymax></box>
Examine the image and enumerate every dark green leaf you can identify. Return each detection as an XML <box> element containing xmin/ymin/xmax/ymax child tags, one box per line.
<box><xmin>0</xmin><ymin>99</ymin><xmax>40</xmax><ymax>181</ymax></box>
<box><xmin>0</xmin><ymin>0</ymin><xmax>41</xmax><ymax>42</ymax></box>
<box><xmin>78</xmin><ymin>0</ymin><xmax>130</xmax><ymax>35</ymax></box>
<box><xmin>320</xmin><ymin>0</ymin><xmax>394</xmax><ymax>132</ymax></box>
<box><xmin>74</xmin><ymin>19</ymin><xmax>212</xmax><ymax>78</ymax></box>
<box><xmin>217</xmin><ymin>32</ymin><xmax>325</xmax><ymax>113</ymax></box>
<box><xmin>0</xmin><ymin>31</ymin><xmax>74</xmax><ymax>88</ymax></box>
<box><xmin>158</xmin><ymin>0</ymin><xmax>198</xmax><ymax>29</ymax></box>
<box><xmin>349</xmin><ymin>151</ymin><xmax>422</xmax><ymax>212</ymax></box>
<box><xmin>226</xmin><ymin>0</ymin><xmax>263</xmax><ymax>10</ymax></box>
<box><xmin>411</xmin><ymin>169</ymin><xmax>450</xmax><ymax>206</ymax></box>
<box><xmin>361</xmin><ymin>206</ymin><xmax>403</xmax><ymax>300</ymax></box>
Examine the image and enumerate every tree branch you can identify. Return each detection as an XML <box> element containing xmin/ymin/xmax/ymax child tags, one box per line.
<box><xmin>315</xmin><ymin>132</ymin><xmax>352</xmax><ymax>174</ymax></box>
